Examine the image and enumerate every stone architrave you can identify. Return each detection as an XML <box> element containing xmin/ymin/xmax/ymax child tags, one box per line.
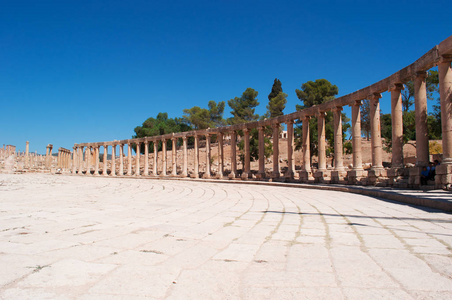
<box><xmin>272</xmin><ymin>124</ymin><xmax>280</xmax><ymax>178</ymax></box>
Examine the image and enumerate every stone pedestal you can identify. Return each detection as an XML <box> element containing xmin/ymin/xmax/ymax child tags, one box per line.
<box><xmin>346</xmin><ymin>169</ymin><xmax>366</xmax><ymax>185</ymax></box>
<box><xmin>314</xmin><ymin>170</ymin><xmax>330</xmax><ymax>183</ymax></box>
<box><xmin>436</xmin><ymin>164</ymin><xmax>452</xmax><ymax>190</ymax></box>
<box><xmin>387</xmin><ymin>167</ymin><xmax>408</xmax><ymax>187</ymax></box>
<box><xmin>408</xmin><ymin>167</ymin><xmax>422</xmax><ymax>188</ymax></box>
<box><xmin>331</xmin><ymin>170</ymin><xmax>347</xmax><ymax>184</ymax></box>
<box><xmin>299</xmin><ymin>170</ymin><xmax>313</xmax><ymax>183</ymax></box>
<box><xmin>368</xmin><ymin>168</ymin><xmax>388</xmax><ymax>186</ymax></box>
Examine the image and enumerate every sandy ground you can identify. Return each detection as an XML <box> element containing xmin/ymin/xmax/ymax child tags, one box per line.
<box><xmin>1</xmin><ymin>173</ymin><xmax>451</xmax><ymax>299</ymax></box>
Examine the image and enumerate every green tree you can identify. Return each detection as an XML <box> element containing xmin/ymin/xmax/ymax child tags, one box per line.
<box><xmin>360</xmin><ymin>99</ymin><xmax>371</xmax><ymax>140</ymax></box>
<box><xmin>182</xmin><ymin>100</ymin><xmax>225</xmax><ymax>130</ymax></box>
<box><xmin>401</xmin><ymin>70</ymin><xmax>439</xmax><ymax>112</ymax></box>
<box><xmin>295</xmin><ymin>79</ymin><xmax>338</xmax><ymax>110</ymax></box>
<box><xmin>227</xmin><ymin>88</ymin><xmax>260</xmax><ymax>125</ymax></box>
<box><xmin>133</xmin><ymin>112</ymin><xmax>191</xmax><ymax>152</ymax></box>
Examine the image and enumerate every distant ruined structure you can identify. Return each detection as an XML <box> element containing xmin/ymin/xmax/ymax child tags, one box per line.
<box><xmin>2</xmin><ymin>35</ymin><xmax>452</xmax><ymax>190</ymax></box>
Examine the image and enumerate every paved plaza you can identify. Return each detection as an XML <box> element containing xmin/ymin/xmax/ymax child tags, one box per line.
<box><xmin>0</xmin><ymin>174</ymin><xmax>451</xmax><ymax>299</ymax></box>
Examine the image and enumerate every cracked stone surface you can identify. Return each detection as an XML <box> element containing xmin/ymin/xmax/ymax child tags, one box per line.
<box><xmin>0</xmin><ymin>173</ymin><xmax>451</xmax><ymax>299</ymax></box>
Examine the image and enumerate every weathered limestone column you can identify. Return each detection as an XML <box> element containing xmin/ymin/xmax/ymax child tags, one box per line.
<box><xmin>229</xmin><ymin>131</ymin><xmax>237</xmax><ymax>179</ymax></box>
<box><xmin>286</xmin><ymin>120</ymin><xmax>295</xmax><ymax>180</ymax></box>
<box><xmin>436</xmin><ymin>56</ymin><xmax>452</xmax><ymax>189</ymax></box>
<box><xmin>182</xmin><ymin>136</ymin><xmax>188</xmax><ymax>177</ymax></box>
<box><xmin>390</xmin><ymin>83</ymin><xmax>404</xmax><ymax>168</ymax></box>
<box><xmin>127</xmin><ymin>143</ymin><xmax>132</xmax><ymax>175</ymax></box>
<box><xmin>111</xmin><ymin>145</ymin><xmax>116</xmax><ymax>176</ymax></box>
<box><xmin>217</xmin><ymin>132</ymin><xmax>224</xmax><ymax>179</ymax></box>
<box><xmin>135</xmin><ymin>142</ymin><xmax>141</xmax><ymax>176</ymax></box>
<box><xmin>347</xmin><ymin>100</ymin><xmax>365</xmax><ymax>184</ymax></box>
<box><xmin>414</xmin><ymin>72</ymin><xmax>429</xmax><ymax>166</ymax></box>
<box><xmin>331</xmin><ymin>107</ymin><xmax>346</xmax><ymax>183</ymax></box>
<box><xmin>204</xmin><ymin>134</ymin><xmax>211</xmax><ymax>178</ymax></box>
<box><xmin>300</xmin><ymin>116</ymin><xmax>311</xmax><ymax>182</ymax></box>
<box><xmin>46</xmin><ymin>144</ymin><xmax>53</xmax><ymax>169</ymax></box>
<box><xmin>25</xmin><ymin>141</ymin><xmax>29</xmax><ymax>168</ymax></box>
<box><xmin>242</xmin><ymin>128</ymin><xmax>251</xmax><ymax>179</ymax></box>
<box><xmin>172</xmin><ymin>138</ymin><xmax>177</xmax><ymax>176</ymax></box>
<box><xmin>272</xmin><ymin>124</ymin><xmax>280</xmax><ymax>179</ymax></box>
<box><xmin>103</xmin><ymin>145</ymin><xmax>108</xmax><ymax>176</ymax></box>
<box><xmin>193</xmin><ymin>135</ymin><xmax>199</xmax><ymax>178</ymax></box>
<box><xmin>370</xmin><ymin>93</ymin><xmax>384</xmax><ymax>169</ymax></box>
<box><xmin>162</xmin><ymin>139</ymin><xmax>167</xmax><ymax>176</ymax></box>
<box><xmin>153</xmin><ymin>141</ymin><xmax>159</xmax><ymax>175</ymax></box>
<box><xmin>257</xmin><ymin>126</ymin><xmax>265</xmax><ymax>179</ymax></box>
<box><xmin>57</xmin><ymin>150</ymin><xmax>61</xmax><ymax>168</ymax></box>
<box><xmin>93</xmin><ymin>146</ymin><xmax>99</xmax><ymax>175</ymax></box>
<box><xmin>119</xmin><ymin>144</ymin><xmax>124</xmax><ymax>176</ymax></box>
<box><xmin>314</xmin><ymin>112</ymin><xmax>328</xmax><ymax>183</ymax></box>
<box><xmin>85</xmin><ymin>146</ymin><xmax>90</xmax><ymax>174</ymax></box>
<box><xmin>78</xmin><ymin>146</ymin><xmax>83</xmax><ymax>174</ymax></box>
<box><xmin>72</xmin><ymin>147</ymin><xmax>77</xmax><ymax>173</ymax></box>
<box><xmin>144</xmin><ymin>141</ymin><xmax>149</xmax><ymax>176</ymax></box>
<box><xmin>368</xmin><ymin>92</ymin><xmax>386</xmax><ymax>185</ymax></box>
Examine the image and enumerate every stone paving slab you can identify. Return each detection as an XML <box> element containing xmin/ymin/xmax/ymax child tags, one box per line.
<box><xmin>0</xmin><ymin>173</ymin><xmax>451</xmax><ymax>299</ymax></box>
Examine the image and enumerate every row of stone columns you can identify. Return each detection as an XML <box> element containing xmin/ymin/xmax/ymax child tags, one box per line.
<box><xmin>57</xmin><ymin>148</ymin><xmax>71</xmax><ymax>169</ymax></box>
<box><xmin>72</xmin><ymin>57</ymin><xmax>452</xmax><ymax>188</ymax></box>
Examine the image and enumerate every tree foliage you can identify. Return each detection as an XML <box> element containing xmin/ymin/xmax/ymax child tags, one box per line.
<box><xmin>265</xmin><ymin>78</ymin><xmax>287</xmax><ymax>119</ymax></box>
<box><xmin>401</xmin><ymin>70</ymin><xmax>439</xmax><ymax>112</ymax></box>
<box><xmin>183</xmin><ymin>100</ymin><xmax>225</xmax><ymax>129</ymax></box>
<box><xmin>295</xmin><ymin>79</ymin><xmax>338</xmax><ymax>110</ymax></box>
<box><xmin>227</xmin><ymin>88</ymin><xmax>260</xmax><ymax>125</ymax></box>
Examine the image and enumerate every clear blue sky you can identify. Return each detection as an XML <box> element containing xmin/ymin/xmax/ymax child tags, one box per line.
<box><xmin>1</xmin><ymin>0</ymin><xmax>450</xmax><ymax>154</ymax></box>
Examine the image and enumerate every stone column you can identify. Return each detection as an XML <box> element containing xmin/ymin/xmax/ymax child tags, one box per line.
<box><xmin>351</xmin><ymin>101</ymin><xmax>363</xmax><ymax>170</ymax></box>
<box><xmin>93</xmin><ymin>146</ymin><xmax>99</xmax><ymax>175</ymax></box>
<box><xmin>78</xmin><ymin>146</ymin><xmax>83</xmax><ymax>174</ymax></box>
<box><xmin>25</xmin><ymin>141</ymin><xmax>29</xmax><ymax>168</ymax></box>
<box><xmin>171</xmin><ymin>138</ymin><xmax>177</xmax><ymax>176</ymax></box>
<box><xmin>389</xmin><ymin>83</ymin><xmax>404</xmax><ymax>168</ymax></box>
<box><xmin>182</xmin><ymin>137</ymin><xmax>188</xmax><ymax>177</ymax></box>
<box><xmin>242</xmin><ymin>128</ymin><xmax>251</xmax><ymax>179</ymax></box>
<box><xmin>85</xmin><ymin>146</ymin><xmax>90</xmax><ymax>174</ymax></box>
<box><xmin>111</xmin><ymin>145</ymin><xmax>116</xmax><ymax>176</ymax></box>
<box><xmin>217</xmin><ymin>133</ymin><xmax>224</xmax><ymax>179</ymax></box>
<box><xmin>257</xmin><ymin>126</ymin><xmax>265</xmax><ymax>179</ymax></box>
<box><xmin>162</xmin><ymin>139</ymin><xmax>167</xmax><ymax>176</ymax></box>
<box><xmin>153</xmin><ymin>141</ymin><xmax>159</xmax><ymax>175</ymax></box>
<box><xmin>333</xmin><ymin>107</ymin><xmax>345</xmax><ymax>171</ymax></box>
<box><xmin>193</xmin><ymin>135</ymin><xmax>199</xmax><ymax>178</ymax></box>
<box><xmin>414</xmin><ymin>71</ymin><xmax>429</xmax><ymax>167</ymax></box>
<box><xmin>57</xmin><ymin>150</ymin><xmax>61</xmax><ymax>168</ymax></box>
<box><xmin>127</xmin><ymin>143</ymin><xmax>132</xmax><ymax>175</ymax></box>
<box><xmin>317</xmin><ymin>112</ymin><xmax>327</xmax><ymax>171</ymax></box>
<box><xmin>229</xmin><ymin>131</ymin><xmax>237</xmax><ymax>179</ymax></box>
<box><xmin>72</xmin><ymin>147</ymin><xmax>77</xmax><ymax>173</ymax></box>
<box><xmin>286</xmin><ymin>120</ymin><xmax>295</xmax><ymax>179</ymax></box>
<box><xmin>369</xmin><ymin>93</ymin><xmax>384</xmax><ymax>169</ymax></box>
<box><xmin>135</xmin><ymin>142</ymin><xmax>140</xmax><ymax>176</ymax></box>
<box><xmin>436</xmin><ymin>56</ymin><xmax>452</xmax><ymax>189</ymax></box>
<box><xmin>144</xmin><ymin>141</ymin><xmax>149</xmax><ymax>176</ymax></box>
<box><xmin>103</xmin><ymin>145</ymin><xmax>108</xmax><ymax>176</ymax></box>
<box><xmin>300</xmin><ymin>116</ymin><xmax>311</xmax><ymax>182</ymax></box>
<box><xmin>438</xmin><ymin>56</ymin><xmax>452</xmax><ymax>164</ymax></box>
<box><xmin>119</xmin><ymin>144</ymin><xmax>124</xmax><ymax>176</ymax></box>
<box><xmin>272</xmin><ymin>124</ymin><xmax>280</xmax><ymax>178</ymax></box>
<box><xmin>204</xmin><ymin>134</ymin><xmax>211</xmax><ymax>178</ymax></box>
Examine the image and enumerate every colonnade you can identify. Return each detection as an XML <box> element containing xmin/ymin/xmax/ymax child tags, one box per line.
<box><xmin>72</xmin><ymin>35</ymin><xmax>452</xmax><ymax>190</ymax></box>
<box><xmin>57</xmin><ymin>147</ymin><xmax>72</xmax><ymax>170</ymax></box>
<box><xmin>0</xmin><ymin>145</ymin><xmax>16</xmax><ymax>158</ymax></box>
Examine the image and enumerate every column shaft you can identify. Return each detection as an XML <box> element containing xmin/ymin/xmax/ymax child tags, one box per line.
<box><xmin>258</xmin><ymin>126</ymin><xmax>265</xmax><ymax>177</ymax></box>
<box><xmin>127</xmin><ymin>144</ymin><xmax>132</xmax><ymax>175</ymax></box>
<box><xmin>172</xmin><ymin>138</ymin><xmax>177</xmax><ymax>176</ymax></box>
<box><xmin>302</xmin><ymin>117</ymin><xmax>311</xmax><ymax>172</ymax></box>
<box><xmin>352</xmin><ymin>101</ymin><xmax>363</xmax><ymax>170</ymax></box>
<box><xmin>111</xmin><ymin>145</ymin><xmax>116</xmax><ymax>176</ymax></box>
<box><xmin>333</xmin><ymin>107</ymin><xmax>345</xmax><ymax>171</ymax></box>
<box><xmin>390</xmin><ymin>84</ymin><xmax>404</xmax><ymax>168</ymax></box>
<box><xmin>182</xmin><ymin>137</ymin><xmax>188</xmax><ymax>176</ymax></box>
<box><xmin>153</xmin><ymin>141</ymin><xmax>159</xmax><ymax>175</ymax></box>
<box><xmin>438</xmin><ymin>57</ymin><xmax>452</xmax><ymax>164</ymax></box>
<box><xmin>162</xmin><ymin>140</ymin><xmax>167</xmax><ymax>176</ymax></box>
<box><xmin>370</xmin><ymin>93</ymin><xmax>384</xmax><ymax>169</ymax></box>
<box><xmin>103</xmin><ymin>145</ymin><xmax>108</xmax><ymax>176</ymax></box>
<box><xmin>218</xmin><ymin>133</ymin><xmax>224</xmax><ymax>178</ymax></box>
<box><xmin>286</xmin><ymin>120</ymin><xmax>294</xmax><ymax>177</ymax></box>
<box><xmin>243</xmin><ymin>129</ymin><xmax>250</xmax><ymax>178</ymax></box>
<box><xmin>272</xmin><ymin>124</ymin><xmax>280</xmax><ymax>178</ymax></box>
<box><xmin>194</xmin><ymin>136</ymin><xmax>199</xmax><ymax>178</ymax></box>
<box><xmin>230</xmin><ymin>131</ymin><xmax>237</xmax><ymax>178</ymax></box>
<box><xmin>135</xmin><ymin>143</ymin><xmax>140</xmax><ymax>176</ymax></box>
<box><xmin>414</xmin><ymin>72</ymin><xmax>429</xmax><ymax>166</ymax></box>
<box><xmin>317</xmin><ymin>113</ymin><xmax>327</xmax><ymax>171</ymax></box>
<box><xmin>119</xmin><ymin>145</ymin><xmax>124</xmax><ymax>175</ymax></box>
<box><xmin>144</xmin><ymin>142</ymin><xmax>149</xmax><ymax>175</ymax></box>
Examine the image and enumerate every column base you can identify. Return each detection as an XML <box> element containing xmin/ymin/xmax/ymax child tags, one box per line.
<box><xmin>388</xmin><ymin>167</ymin><xmax>408</xmax><ymax>188</ymax></box>
<box><xmin>284</xmin><ymin>170</ymin><xmax>294</xmax><ymax>181</ymax></box>
<box><xmin>331</xmin><ymin>170</ymin><xmax>347</xmax><ymax>184</ymax></box>
<box><xmin>346</xmin><ymin>169</ymin><xmax>366</xmax><ymax>185</ymax></box>
<box><xmin>256</xmin><ymin>172</ymin><xmax>266</xmax><ymax>180</ymax></box>
<box><xmin>228</xmin><ymin>172</ymin><xmax>236</xmax><ymax>180</ymax></box>
<box><xmin>203</xmin><ymin>173</ymin><xmax>211</xmax><ymax>179</ymax></box>
<box><xmin>367</xmin><ymin>168</ymin><xmax>388</xmax><ymax>186</ymax></box>
<box><xmin>241</xmin><ymin>172</ymin><xmax>252</xmax><ymax>180</ymax></box>
<box><xmin>299</xmin><ymin>170</ymin><xmax>313</xmax><ymax>183</ymax></box>
<box><xmin>314</xmin><ymin>170</ymin><xmax>330</xmax><ymax>183</ymax></box>
<box><xmin>216</xmin><ymin>173</ymin><xmax>224</xmax><ymax>179</ymax></box>
<box><xmin>435</xmin><ymin>164</ymin><xmax>452</xmax><ymax>190</ymax></box>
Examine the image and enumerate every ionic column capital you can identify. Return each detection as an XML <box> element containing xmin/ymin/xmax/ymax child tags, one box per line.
<box><xmin>333</xmin><ymin>106</ymin><xmax>343</xmax><ymax>113</ymax></box>
<box><xmin>414</xmin><ymin>70</ymin><xmax>428</xmax><ymax>80</ymax></box>
<box><xmin>352</xmin><ymin>100</ymin><xmax>362</xmax><ymax>107</ymax></box>
<box><xmin>438</xmin><ymin>54</ymin><xmax>452</xmax><ymax>64</ymax></box>
<box><xmin>367</xmin><ymin>92</ymin><xmax>382</xmax><ymax>101</ymax></box>
<box><xmin>388</xmin><ymin>83</ymin><xmax>404</xmax><ymax>92</ymax></box>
